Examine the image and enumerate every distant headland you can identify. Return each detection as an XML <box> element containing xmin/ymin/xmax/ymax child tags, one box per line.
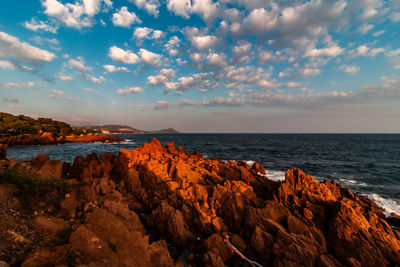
<box><xmin>0</xmin><ymin>112</ymin><xmax>179</xmax><ymax>146</ymax></box>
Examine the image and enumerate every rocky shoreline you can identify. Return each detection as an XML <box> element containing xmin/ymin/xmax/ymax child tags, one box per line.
<box><xmin>0</xmin><ymin>139</ymin><xmax>399</xmax><ymax>266</ymax></box>
<box><xmin>0</xmin><ymin>131</ymin><xmax>122</xmax><ymax>147</ymax></box>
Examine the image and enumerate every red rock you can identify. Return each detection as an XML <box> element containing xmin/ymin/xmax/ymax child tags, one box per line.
<box><xmin>2</xmin><ymin>139</ymin><xmax>399</xmax><ymax>267</ymax></box>
<box><xmin>37</xmin><ymin>160</ymin><xmax>62</xmax><ymax>179</ymax></box>
<box><xmin>0</xmin><ymin>144</ymin><xmax>7</xmax><ymax>160</ymax></box>
<box><xmin>251</xmin><ymin>161</ymin><xmax>266</xmax><ymax>175</ymax></box>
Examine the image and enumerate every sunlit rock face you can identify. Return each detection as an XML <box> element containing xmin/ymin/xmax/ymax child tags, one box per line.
<box><xmin>0</xmin><ymin>139</ymin><xmax>399</xmax><ymax>266</ymax></box>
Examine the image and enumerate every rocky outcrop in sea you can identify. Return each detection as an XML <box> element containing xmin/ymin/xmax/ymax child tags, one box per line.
<box><xmin>0</xmin><ymin>139</ymin><xmax>399</xmax><ymax>266</ymax></box>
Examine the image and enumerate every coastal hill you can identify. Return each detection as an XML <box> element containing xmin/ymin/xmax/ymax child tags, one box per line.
<box><xmin>0</xmin><ymin>139</ymin><xmax>399</xmax><ymax>266</ymax></box>
<box><xmin>0</xmin><ymin>113</ymin><xmax>121</xmax><ymax>146</ymax></box>
<box><xmin>83</xmin><ymin>125</ymin><xmax>181</xmax><ymax>134</ymax></box>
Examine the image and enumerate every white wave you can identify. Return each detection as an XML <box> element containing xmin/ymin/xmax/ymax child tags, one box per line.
<box><xmin>245</xmin><ymin>160</ymin><xmax>255</xmax><ymax>166</ymax></box>
<box><xmin>265</xmin><ymin>169</ymin><xmax>286</xmax><ymax>182</ymax></box>
<box><xmin>368</xmin><ymin>193</ymin><xmax>400</xmax><ymax>216</ymax></box>
<box><xmin>120</xmin><ymin>141</ymin><xmax>136</xmax><ymax>145</ymax></box>
<box><xmin>338</xmin><ymin>178</ymin><xmax>368</xmax><ymax>187</ymax></box>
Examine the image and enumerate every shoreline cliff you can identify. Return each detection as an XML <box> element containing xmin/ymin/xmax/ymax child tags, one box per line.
<box><xmin>0</xmin><ymin>139</ymin><xmax>399</xmax><ymax>266</ymax></box>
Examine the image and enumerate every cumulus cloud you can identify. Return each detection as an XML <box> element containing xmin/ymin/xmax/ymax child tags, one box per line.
<box><xmin>339</xmin><ymin>65</ymin><xmax>360</xmax><ymax>74</ymax></box>
<box><xmin>167</xmin><ymin>0</ymin><xmax>192</xmax><ymax>18</ymax></box>
<box><xmin>190</xmin><ymin>35</ymin><xmax>220</xmax><ymax>50</ymax></box>
<box><xmin>112</xmin><ymin>6</ymin><xmax>141</xmax><ymax>28</ymax></box>
<box><xmin>108</xmin><ymin>46</ymin><xmax>140</xmax><ymax>64</ymax></box>
<box><xmin>0</xmin><ymin>60</ymin><xmax>17</xmax><ymax>70</ymax></box>
<box><xmin>299</xmin><ymin>68</ymin><xmax>321</xmax><ymax>77</ymax></box>
<box><xmin>206</xmin><ymin>52</ymin><xmax>227</xmax><ymax>68</ymax></box>
<box><xmin>304</xmin><ymin>45</ymin><xmax>344</xmax><ymax>58</ymax></box>
<box><xmin>103</xmin><ymin>64</ymin><xmax>130</xmax><ymax>73</ymax></box>
<box><xmin>357</xmin><ymin>23</ymin><xmax>374</xmax><ymax>34</ymax></box>
<box><xmin>133</xmin><ymin>27</ymin><xmax>164</xmax><ymax>39</ymax></box>
<box><xmin>240</xmin><ymin>5</ymin><xmax>279</xmax><ymax>34</ymax></box>
<box><xmin>49</xmin><ymin>89</ymin><xmax>80</xmax><ymax>101</ymax></box>
<box><xmin>164</xmin><ymin>36</ymin><xmax>180</xmax><ymax>56</ymax></box>
<box><xmin>116</xmin><ymin>86</ymin><xmax>143</xmax><ymax>95</ymax></box>
<box><xmin>138</xmin><ymin>48</ymin><xmax>162</xmax><ymax>65</ymax></box>
<box><xmin>68</xmin><ymin>57</ymin><xmax>92</xmax><ymax>71</ymax></box>
<box><xmin>0</xmin><ymin>31</ymin><xmax>56</xmax><ymax>65</ymax></box>
<box><xmin>42</xmin><ymin>0</ymin><xmax>112</xmax><ymax>29</ymax></box>
<box><xmin>348</xmin><ymin>45</ymin><xmax>385</xmax><ymax>58</ymax></box>
<box><xmin>59</xmin><ymin>74</ymin><xmax>74</xmax><ymax>81</ymax></box>
<box><xmin>23</xmin><ymin>18</ymin><xmax>58</xmax><ymax>33</ymax></box>
<box><xmin>2</xmin><ymin>81</ymin><xmax>36</xmax><ymax>88</ymax></box>
<box><xmin>129</xmin><ymin>0</ymin><xmax>160</xmax><ymax>17</ymax></box>
<box><xmin>191</xmin><ymin>0</ymin><xmax>219</xmax><ymax>22</ymax></box>
<box><xmin>147</xmin><ymin>68</ymin><xmax>176</xmax><ymax>85</ymax></box>
<box><xmin>232</xmin><ymin>42</ymin><xmax>251</xmax><ymax>64</ymax></box>
<box><xmin>87</xmin><ymin>74</ymin><xmax>106</xmax><ymax>84</ymax></box>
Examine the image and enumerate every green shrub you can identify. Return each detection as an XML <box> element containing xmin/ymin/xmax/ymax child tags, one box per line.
<box><xmin>0</xmin><ymin>167</ymin><xmax>70</xmax><ymax>207</ymax></box>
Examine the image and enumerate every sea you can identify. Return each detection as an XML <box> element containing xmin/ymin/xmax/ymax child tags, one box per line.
<box><xmin>6</xmin><ymin>134</ymin><xmax>400</xmax><ymax>216</ymax></box>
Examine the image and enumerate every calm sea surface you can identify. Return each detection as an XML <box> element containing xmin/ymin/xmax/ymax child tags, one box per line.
<box><xmin>7</xmin><ymin>134</ymin><xmax>400</xmax><ymax>215</ymax></box>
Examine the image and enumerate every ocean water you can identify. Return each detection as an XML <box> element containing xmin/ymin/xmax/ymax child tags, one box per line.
<box><xmin>7</xmin><ymin>134</ymin><xmax>400</xmax><ymax>215</ymax></box>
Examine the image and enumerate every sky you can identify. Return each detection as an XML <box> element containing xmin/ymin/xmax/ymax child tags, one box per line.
<box><xmin>0</xmin><ymin>0</ymin><xmax>400</xmax><ymax>133</ymax></box>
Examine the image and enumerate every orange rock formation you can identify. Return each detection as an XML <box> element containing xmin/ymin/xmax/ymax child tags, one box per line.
<box><xmin>0</xmin><ymin>138</ymin><xmax>399</xmax><ymax>266</ymax></box>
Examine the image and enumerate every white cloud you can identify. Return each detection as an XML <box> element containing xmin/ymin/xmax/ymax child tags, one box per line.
<box><xmin>357</xmin><ymin>23</ymin><xmax>374</xmax><ymax>34</ymax></box>
<box><xmin>304</xmin><ymin>45</ymin><xmax>344</xmax><ymax>58</ymax></box>
<box><xmin>129</xmin><ymin>0</ymin><xmax>160</xmax><ymax>17</ymax></box>
<box><xmin>112</xmin><ymin>6</ymin><xmax>141</xmax><ymax>28</ymax></box>
<box><xmin>103</xmin><ymin>64</ymin><xmax>130</xmax><ymax>72</ymax></box>
<box><xmin>190</xmin><ymin>35</ymin><xmax>220</xmax><ymax>50</ymax></box>
<box><xmin>167</xmin><ymin>0</ymin><xmax>191</xmax><ymax>18</ymax></box>
<box><xmin>164</xmin><ymin>36</ymin><xmax>180</xmax><ymax>56</ymax></box>
<box><xmin>23</xmin><ymin>18</ymin><xmax>58</xmax><ymax>33</ymax></box>
<box><xmin>68</xmin><ymin>57</ymin><xmax>92</xmax><ymax>71</ymax></box>
<box><xmin>138</xmin><ymin>48</ymin><xmax>162</xmax><ymax>65</ymax></box>
<box><xmin>89</xmin><ymin>103</ymin><xmax>97</xmax><ymax>108</ymax></box>
<box><xmin>87</xmin><ymin>74</ymin><xmax>106</xmax><ymax>83</ymax></box>
<box><xmin>286</xmin><ymin>82</ymin><xmax>301</xmax><ymax>88</ymax></box>
<box><xmin>133</xmin><ymin>27</ymin><xmax>163</xmax><ymax>39</ymax></box>
<box><xmin>239</xmin><ymin>5</ymin><xmax>279</xmax><ymax>34</ymax></box>
<box><xmin>108</xmin><ymin>46</ymin><xmax>140</xmax><ymax>64</ymax></box>
<box><xmin>147</xmin><ymin>68</ymin><xmax>176</xmax><ymax>85</ymax></box>
<box><xmin>0</xmin><ymin>60</ymin><xmax>17</xmax><ymax>70</ymax></box>
<box><xmin>391</xmin><ymin>12</ymin><xmax>400</xmax><ymax>22</ymax></box>
<box><xmin>3</xmin><ymin>81</ymin><xmax>36</xmax><ymax>88</ymax></box>
<box><xmin>191</xmin><ymin>0</ymin><xmax>219</xmax><ymax>22</ymax></box>
<box><xmin>299</xmin><ymin>68</ymin><xmax>321</xmax><ymax>77</ymax></box>
<box><xmin>0</xmin><ymin>31</ymin><xmax>56</xmax><ymax>64</ymax></box>
<box><xmin>373</xmin><ymin>30</ymin><xmax>385</xmax><ymax>37</ymax></box>
<box><xmin>206</xmin><ymin>52</ymin><xmax>227</xmax><ymax>68</ymax></box>
<box><xmin>51</xmin><ymin>89</ymin><xmax>64</xmax><ymax>95</ymax></box>
<box><xmin>42</xmin><ymin>0</ymin><xmax>111</xmax><ymax>29</ymax></box>
<box><xmin>339</xmin><ymin>65</ymin><xmax>360</xmax><ymax>74</ymax></box>
<box><xmin>59</xmin><ymin>74</ymin><xmax>74</xmax><ymax>81</ymax></box>
<box><xmin>348</xmin><ymin>45</ymin><xmax>385</xmax><ymax>58</ymax></box>
<box><xmin>232</xmin><ymin>42</ymin><xmax>251</xmax><ymax>64</ymax></box>
<box><xmin>116</xmin><ymin>86</ymin><xmax>143</xmax><ymax>95</ymax></box>
<box><xmin>31</xmin><ymin>36</ymin><xmax>59</xmax><ymax>46</ymax></box>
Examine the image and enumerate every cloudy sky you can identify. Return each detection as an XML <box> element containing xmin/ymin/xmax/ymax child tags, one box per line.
<box><xmin>1</xmin><ymin>0</ymin><xmax>400</xmax><ymax>132</ymax></box>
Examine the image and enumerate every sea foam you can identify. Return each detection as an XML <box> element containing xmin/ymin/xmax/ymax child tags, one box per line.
<box><xmin>368</xmin><ymin>193</ymin><xmax>400</xmax><ymax>216</ymax></box>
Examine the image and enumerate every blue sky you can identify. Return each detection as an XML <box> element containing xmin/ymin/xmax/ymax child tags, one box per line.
<box><xmin>0</xmin><ymin>0</ymin><xmax>400</xmax><ymax>132</ymax></box>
